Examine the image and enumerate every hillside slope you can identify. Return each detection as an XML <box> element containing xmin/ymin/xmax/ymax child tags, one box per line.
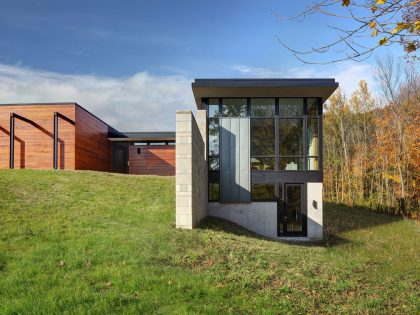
<box><xmin>0</xmin><ymin>170</ymin><xmax>418</xmax><ymax>314</ymax></box>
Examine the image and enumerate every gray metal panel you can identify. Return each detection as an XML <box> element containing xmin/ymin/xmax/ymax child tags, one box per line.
<box><xmin>220</xmin><ymin>117</ymin><xmax>250</xmax><ymax>202</ymax></box>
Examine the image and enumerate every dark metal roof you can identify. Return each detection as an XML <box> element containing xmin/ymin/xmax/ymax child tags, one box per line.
<box><xmin>192</xmin><ymin>78</ymin><xmax>339</xmax><ymax>88</ymax></box>
<box><xmin>108</xmin><ymin>131</ymin><xmax>175</xmax><ymax>142</ymax></box>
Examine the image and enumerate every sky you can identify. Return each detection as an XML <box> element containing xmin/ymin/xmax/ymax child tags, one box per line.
<box><xmin>0</xmin><ymin>0</ymin><xmax>404</xmax><ymax>131</ymax></box>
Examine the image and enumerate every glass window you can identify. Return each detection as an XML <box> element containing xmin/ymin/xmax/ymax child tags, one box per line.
<box><xmin>209</xmin><ymin>183</ymin><xmax>219</xmax><ymax>201</ymax></box>
<box><xmin>208</xmin><ymin>118</ymin><xmax>219</xmax><ymax>157</ymax></box>
<box><xmin>307</xmin><ymin>157</ymin><xmax>319</xmax><ymax>171</ymax></box>
<box><xmin>251</xmin><ymin>157</ymin><xmax>275</xmax><ymax>170</ymax></box>
<box><xmin>209</xmin><ymin>157</ymin><xmax>219</xmax><ymax>170</ymax></box>
<box><xmin>251</xmin><ymin>119</ymin><xmax>275</xmax><ymax>156</ymax></box>
<box><xmin>250</xmin><ymin>98</ymin><xmax>275</xmax><ymax>117</ymax></box>
<box><xmin>252</xmin><ymin>183</ymin><xmax>276</xmax><ymax>201</ymax></box>
<box><xmin>307</xmin><ymin>98</ymin><xmax>319</xmax><ymax>117</ymax></box>
<box><xmin>222</xmin><ymin>98</ymin><xmax>247</xmax><ymax>117</ymax></box>
<box><xmin>279</xmin><ymin>158</ymin><xmax>304</xmax><ymax>170</ymax></box>
<box><xmin>208</xmin><ymin>98</ymin><xmax>220</xmax><ymax>118</ymax></box>
<box><xmin>279</xmin><ymin>98</ymin><xmax>304</xmax><ymax>117</ymax></box>
<box><xmin>279</xmin><ymin>119</ymin><xmax>304</xmax><ymax>156</ymax></box>
<box><xmin>307</xmin><ymin>118</ymin><xmax>319</xmax><ymax>157</ymax></box>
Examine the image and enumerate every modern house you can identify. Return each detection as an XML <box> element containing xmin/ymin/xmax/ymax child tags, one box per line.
<box><xmin>0</xmin><ymin>103</ymin><xmax>175</xmax><ymax>176</ymax></box>
<box><xmin>175</xmin><ymin>79</ymin><xmax>339</xmax><ymax>240</ymax></box>
<box><xmin>0</xmin><ymin>77</ymin><xmax>338</xmax><ymax>240</ymax></box>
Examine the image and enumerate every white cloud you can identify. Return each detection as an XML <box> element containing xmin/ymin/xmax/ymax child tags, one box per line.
<box><xmin>0</xmin><ymin>63</ymin><xmax>195</xmax><ymax>131</ymax></box>
<box><xmin>231</xmin><ymin>63</ymin><xmax>378</xmax><ymax>96</ymax></box>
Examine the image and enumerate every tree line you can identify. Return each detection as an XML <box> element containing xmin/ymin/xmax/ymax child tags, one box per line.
<box><xmin>323</xmin><ymin>56</ymin><xmax>419</xmax><ymax>218</ymax></box>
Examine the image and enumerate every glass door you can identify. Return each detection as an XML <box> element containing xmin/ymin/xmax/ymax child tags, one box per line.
<box><xmin>278</xmin><ymin>184</ymin><xmax>306</xmax><ymax>236</ymax></box>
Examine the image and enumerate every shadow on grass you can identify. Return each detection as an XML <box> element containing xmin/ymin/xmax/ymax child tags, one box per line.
<box><xmin>199</xmin><ymin>202</ymin><xmax>403</xmax><ymax>247</ymax></box>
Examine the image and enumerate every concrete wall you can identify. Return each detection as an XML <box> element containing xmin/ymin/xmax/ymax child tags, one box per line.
<box><xmin>175</xmin><ymin>110</ymin><xmax>207</xmax><ymax>229</ymax></box>
<box><xmin>307</xmin><ymin>182</ymin><xmax>323</xmax><ymax>239</ymax></box>
<box><xmin>208</xmin><ymin>202</ymin><xmax>278</xmax><ymax>238</ymax></box>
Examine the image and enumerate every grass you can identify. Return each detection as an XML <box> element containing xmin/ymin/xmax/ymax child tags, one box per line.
<box><xmin>0</xmin><ymin>169</ymin><xmax>418</xmax><ymax>314</ymax></box>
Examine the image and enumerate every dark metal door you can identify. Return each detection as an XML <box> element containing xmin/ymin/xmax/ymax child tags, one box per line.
<box><xmin>112</xmin><ymin>142</ymin><xmax>129</xmax><ymax>174</ymax></box>
<box><xmin>278</xmin><ymin>184</ymin><xmax>306</xmax><ymax>236</ymax></box>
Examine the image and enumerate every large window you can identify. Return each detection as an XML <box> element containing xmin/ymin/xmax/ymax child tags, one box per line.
<box><xmin>222</xmin><ymin>98</ymin><xmax>247</xmax><ymax>117</ymax></box>
<box><xmin>251</xmin><ymin>119</ymin><xmax>275</xmax><ymax>170</ymax></box>
<box><xmin>251</xmin><ymin>183</ymin><xmax>276</xmax><ymax>201</ymax></box>
<box><xmin>251</xmin><ymin>98</ymin><xmax>275</xmax><ymax>117</ymax></box>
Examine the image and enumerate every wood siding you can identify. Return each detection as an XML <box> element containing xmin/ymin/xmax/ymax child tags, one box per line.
<box><xmin>0</xmin><ymin>104</ymin><xmax>76</xmax><ymax>170</ymax></box>
<box><xmin>129</xmin><ymin>145</ymin><xmax>175</xmax><ymax>176</ymax></box>
<box><xmin>75</xmin><ymin>105</ymin><xmax>112</xmax><ymax>172</ymax></box>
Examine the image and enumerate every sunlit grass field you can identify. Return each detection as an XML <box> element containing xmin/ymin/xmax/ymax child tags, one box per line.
<box><xmin>0</xmin><ymin>170</ymin><xmax>418</xmax><ymax>314</ymax></box>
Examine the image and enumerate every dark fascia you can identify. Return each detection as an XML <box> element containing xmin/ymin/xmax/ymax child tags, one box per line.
<box><xmin>192</xmin><ymin>78</ymin><xmax>338</xmax><ymax>88</ymax></box>
<box><xmin>108</xmin><ymin>131</ymin><xmax>176</xmax><ymax>141</ymax></box>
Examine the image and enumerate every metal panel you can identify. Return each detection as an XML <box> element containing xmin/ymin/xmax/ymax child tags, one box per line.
<box><xmin>220</xmin><ymin>117</ymin><xmax>250</xmax><ymax>202</ymax></box>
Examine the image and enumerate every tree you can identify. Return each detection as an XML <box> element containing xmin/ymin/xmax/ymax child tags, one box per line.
<box><xmin>277</xmin><ymin>0</ymin><xmax>420</xmax><ymax>64</ymax></box>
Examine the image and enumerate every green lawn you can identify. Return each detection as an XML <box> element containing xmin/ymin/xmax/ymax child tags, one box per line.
<box><xmin>0</xmin><ymin>170</ymin><xmax>418</xmax><ymax>314</ymax></box>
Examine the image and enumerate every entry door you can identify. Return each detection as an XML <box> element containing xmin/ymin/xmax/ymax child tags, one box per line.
<box><xmin>278</xmin><ymin>184</ymin><xmax>306</xmax><ymax>236</ymax></box>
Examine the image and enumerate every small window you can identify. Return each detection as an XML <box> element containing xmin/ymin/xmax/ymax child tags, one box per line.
<box><xmin>251</xmin><ymin>157</ymin><xmax>275</xmax><ymax>171</ymax></box>
<box><xmin>209</xmin><ymin>157</ymin><xmax>220</xmax><ymax>170</ymax></box>
<box><xmin>208</xmin><ymin>98</ymin><xmax>220</xmax><ymax>118</ymax></box>
<box><xmin>251</xmin><ymin>98</ymin><xmax>275</xmax><ymax>117</ymax></box>
<box><xmin>307</xmin><ymin>98</ymin><xmax>319</xmax><ymax>117</ymax></box>
<box><xmin>133</xmin><ymin>142</ymin><xmax>148</xmax><ymax>146</ymax></box>
<box><xmin>307</xmin><ymin>157</ymin><xmax>319</xmax><ymax>171</ymax></box>
<box><xmin>279</xmin><ymin>98</ymin><xmax>304</xmax><ymax>117</ymax></box>
<box><xmin>209</xmin><ymin>183</ymin><xmax>219</xmax><ymax>201</ymax></box>
<box><xmin>279</xmin><ymin>158</ymin><xmax>304</xmax><ymax>170</ymax></box>
<box><xmin>149</xmin><ymin>142</ymin><xmax>166</xmax><ymax>146</ymax></box>
<box><xmin>222</xmin><ymin>98</ymin><xmax>247</xmax><ymax>117</ymax></box>
<box><xmin>252</xmin><ymin>184</ymin><xmax>276</xmax><ymax>201</ymax></box>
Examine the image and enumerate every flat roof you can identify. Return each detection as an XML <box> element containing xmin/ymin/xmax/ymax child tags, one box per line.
<box><xmin>192</xmin><ymin>78</ymin><xmax>339</xmax><ymax>109</ymax></box>
<box><xmin>108</xmin><ymin>131</ymin><xmax>175</xmax><ymax>142</ymax></box>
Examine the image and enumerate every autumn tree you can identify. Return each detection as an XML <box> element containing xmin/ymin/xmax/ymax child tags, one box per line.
<box><xmin>277</xmin><ymin>0</ymin><xmax>420</xmax><ymax>63</ymax></box>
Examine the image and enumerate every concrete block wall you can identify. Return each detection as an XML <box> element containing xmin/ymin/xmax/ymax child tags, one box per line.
<box><xmin>175</xmin><ymin>110</ymin><xmax>207</xmax><ymax>229</ymax></box>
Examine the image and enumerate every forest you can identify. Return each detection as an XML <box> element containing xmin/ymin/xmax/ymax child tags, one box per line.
<box><xmin>323</xmin><ymin>56</ymin><xmax>419</xmax><ymax>218</ymax></box>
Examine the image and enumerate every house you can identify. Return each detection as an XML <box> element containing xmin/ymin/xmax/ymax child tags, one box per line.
<box><xmin>175</xmin><ymin>78</ymin><xmax>339</xmax><ymax>240</ymax></box>
<box><xmin>0</xmin><ymin>103</ymin><xmax>175</xmax><ymax>176</ymax></box>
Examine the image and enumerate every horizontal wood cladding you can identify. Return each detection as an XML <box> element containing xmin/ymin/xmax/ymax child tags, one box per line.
<box><xmin>75</xmin><ymin>105</ymin><xmax>112</xmax><ymax>172</ymax></box>
<box><xmin>0</xmin><ymin>104</ymin><xmax>76</xmax><ymax>170</ymax></box>
<box><xmin>129</xmin><ymin>145</ymin><xmax>175</xmax><ymax>176</ymax></box>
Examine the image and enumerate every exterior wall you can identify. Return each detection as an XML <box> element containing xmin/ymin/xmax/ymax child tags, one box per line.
<box><xmin>129</xmin><ymin>144</ymin><xmax>175</xmax><ymax>176</ymax></box>
<box><xmin>307</xmin><ymin>182</ymin><xmax>323</xmax><ymax>239</ymax></box>
<box><xmin>175</xmin><ymin>110</ymin><xmax>207</xmax><ymax>229</ymax></box>
<box><xmin>0</xmin><ymin>104</ymin><xmax>76</xmax><ymax>170</ymax></box>
<box><xmin>75</xmin><ymin>105</ymin><xmax>112</xmax><ymax>172</ymax></box>
<box><xmin>208</xmin><ymin>202</ymin><xmax>278</xmax><ymax>238</ymax></box>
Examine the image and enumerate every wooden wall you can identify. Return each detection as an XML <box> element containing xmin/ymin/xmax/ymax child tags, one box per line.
<box><xmin>129</xmin><ymin>145</ymin><xmax>175</xmax><ymax>176</ymax></box>
<box><xmin>75</xmin><ymin>105</ymin><xmax>112</xmax><ymax>172</ymax></box>
<box><xmin>0</xmin><ymin>104</ymin><xmax>76</xmax><ymax>170</ymax></box>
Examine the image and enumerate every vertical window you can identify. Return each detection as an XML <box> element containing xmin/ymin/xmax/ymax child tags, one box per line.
<box><xmin>208</xmin><ymin>118</ymin><xmax>219</xmax><ymax>170</ymax></box>
<box><xmin>222</xmin><ymin>98</ymin><xmax>247</xmax><ymax>117</ymax></box>
<box><xmin>209</xmin><ymin>183</ymin><xmax>220</xmax><ymax>201</ymax></box>
<box><xmin>307</xmin><ymin>98</ymin><xmax>320</xmax><ymax>117</ymax></box>
<box><xmin>251</xmin><ymin>118</ymin><xmax>275</xmax><ymax>170</ymax></box>
<box><xmin>251</xmin><ymin>98</ymin><xmax>275</xmax><ymax>117</ymax></box>
<box><xmin>279</xmin><ymin>118</ymin><xmax>304</xmax><ymax>170</ymax></box>
<box><xmin>307</xmin><ymin>118</ymin><xmax>319</xmax><ymax>170</ymax></box>
<box><xmin>208</xmin><ymin>98</ymin><xmax>220</xmax><ymax>118</ymax></box>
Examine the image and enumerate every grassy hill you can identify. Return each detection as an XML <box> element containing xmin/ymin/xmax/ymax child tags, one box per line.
<box><xmin>0</xmin><ymin>170</ymin><xmax>418</xmax><ymax>314</ymax></box>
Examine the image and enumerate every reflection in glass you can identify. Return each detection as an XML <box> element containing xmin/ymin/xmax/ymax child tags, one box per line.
<box><xmin>209</xmin><ymin>183</ymin><xmax>219</xmax><ymax>201</ymax></box>
<box><xmin>252</xmin><ymin>184</ymin><xmax>276</xmax><ymax>201</ymax></box>
<box><xmin>251</xmin><ymin>157</ymin><xmax>275</xmax><ymax>170</ymax></box>
<box><xmin>307</xmin><ymin>157</ymin><xmax>319</xmax><ymax>171</ymax></box>
<box><xmin>279</xmin><ymin>98</ymin><xmax>304</xmax><ymax>117</ymax></box>
<box><xmin>307</xmin><ymin>98</ymin><xmax>319</xmax><ymax>117</ymax></box>
<box><xmin>208</xmin><ymin>118</ymin><xmax>219</xmax><ymax>157</ymax></box>
<box><xmin>286</xmin><ymin>185</ymin><xmax>302</xmax><ymax>232</ymax></box>
<box><xmin>222</xmin><ymin>98</ymin><xmax>247</xmax><ymax>117</ymax></box>
<box><xmin>208</xmin><ymin>98</ymin><xmax>220</xmax><ymax>118</ymax></box>
<box><xmin>209</xmin><ymin>157</ymin><xmax>220</xmax><ymax>170</ymax></box>
<box><xmin>307</xmin><ymin>118</ymin><xmax>319</xmax><ymax>157</ymax></box>
<box><xmin>251</xmin><ymin>119</ymin><xmax>275</xmax><ymax>156</ymax></box>
<box><xmin>279</xmin><ymin>119</ymin><xmax>303</xmax><ymax>156</ymax></box>
<box><xmin>279</xmin><ymin>158</ymin><xmax>304</xmax><ymax>170</ymax></box>
<box><xmin>250</xmin><ymin>98</ymin><xmax>275</xmax><ymax>117</ymax></box>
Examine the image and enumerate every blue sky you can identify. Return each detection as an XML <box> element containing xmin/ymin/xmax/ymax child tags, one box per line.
<box><xmin>0</xmin><ymin>0</ymin><xmax>403</xmax><ymax>130</ymax></box>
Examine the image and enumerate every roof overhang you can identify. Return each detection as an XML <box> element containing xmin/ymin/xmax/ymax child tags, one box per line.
<box><xmin>107</xmin><ymin>131</ymin><xmax>175</xmax><ymax>142</ymax></box>
<box><xmin>192</xmin><ymin>78</ymin><xmax>339</xmax><ymax>109</ymax></box>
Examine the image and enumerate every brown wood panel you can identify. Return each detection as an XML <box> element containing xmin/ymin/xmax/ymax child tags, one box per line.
<box><xmin>75</xmin><ymin>105</ymin><xmax>112</xmax><ymax>171</ymax></box>
<box><xmin>129</xmin><ymin>145</ymin><xmax>175</xmax><ymax>176</ymax></box>
<box><xmin>0</xmin><ymin>104</ymin><xmax>76</xmax><ymax>170</ymax></box>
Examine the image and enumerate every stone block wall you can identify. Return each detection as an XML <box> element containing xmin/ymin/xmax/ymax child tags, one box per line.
<box><xmin>175</xmin><ymin>110</ymin><xmax>207</xmax><ymax>229</ymax></box>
